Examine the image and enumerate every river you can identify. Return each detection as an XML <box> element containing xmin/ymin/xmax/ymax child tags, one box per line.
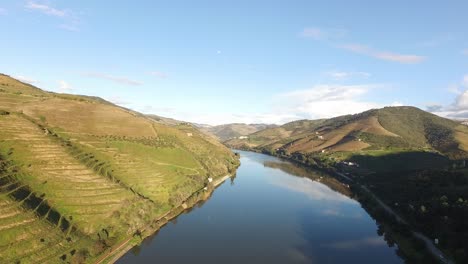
<box><xmin>117</xmin><ymin>150</ymin><xmax>404</xmax><ymax>263</ymax></box>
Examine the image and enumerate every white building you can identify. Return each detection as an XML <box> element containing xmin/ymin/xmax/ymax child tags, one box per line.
<box><xmin>239</xmin><ymin>136</ymin><xmax>249</xmax><ymax>139</ymax></box>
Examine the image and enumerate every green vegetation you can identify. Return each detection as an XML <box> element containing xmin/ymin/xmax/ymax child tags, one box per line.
<box><xmin>226</xmin><ymin>106</ymin><xmax>468</xmax><ymax>160</ymax></box>
<box><xmin>360</xmin><ymin>169</ymin><xmax>468</xmax><ymax>263</ymax></box>
<box><xmin>0</xmin><ymin>74</ymin><xmax>239</xmax><ymax>263</ymax></box>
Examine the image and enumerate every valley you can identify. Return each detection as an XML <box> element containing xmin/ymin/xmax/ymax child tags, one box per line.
<box><xmin>0</xmin><ymin>74</ymin><xmax>239</xmax><ymax>263</ymax></box>
<box><xmin>225</xmin><ymin>107</ymin><xmax>468</xmax><ymax>263</ymax></box>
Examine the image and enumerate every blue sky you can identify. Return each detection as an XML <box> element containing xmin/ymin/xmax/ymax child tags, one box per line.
<box><xmin>0</xmin><ymin>1</ymin><xmax>467</xmax><ymax>125</ymax></box>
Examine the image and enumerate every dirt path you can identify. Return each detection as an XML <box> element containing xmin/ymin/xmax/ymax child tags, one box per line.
<box><xmin>335</xmin><ymin>170</ymin><xmax>452</xmax><ymax>264</ymax></box>
<box><xmin>94</xmin><ymin>237</ymin><xmax>133</xmax><ymax>264</ymax></box>
<box><xmin>360</xmin><ymin>185</ymin><xmax>453</xmax><ymax>264</ymax></box>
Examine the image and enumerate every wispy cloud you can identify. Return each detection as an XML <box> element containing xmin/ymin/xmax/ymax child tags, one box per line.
<box><xmin>269</xmin><ymin>175</ymin><xmax>356</xmax><ymax>204</ymax></box>
<box><xmin>59</xmin><ymin>24</ymin><xmax>79</xmax><ymax>32</ymax></box>
<box><xmin>301</xmin><ymin>27</ymin><xmax>426</xmax><ymax>64</ymax></box>
<box><xmin>463</xmin><ymin>49</ymin><xmax>468</xmax><ymax>56</ymax></box>
<box><xmin>418</xmin><ymin>34</ymin><xmax>455</xmax><ymax>48</ymax></box>
<box><xmin>139</xmin><ymin>105</ymin><xmax>299</xmax><ymax>125</ymax></box>
<box><xmin>83</xmin><ymin>72</ymin><xmax>143</xmax><ymax>86</ymax></box>
<box><xmin>323</xmin><ymin>236</ymin><xmax>386</xmax><ymax>250</ymax></box>
<box><xmin>107</xmin><ymin>96</ymin><xmax>132</xmax><ymax>106</ymax></box>
<box><xmin>57</xmin><ymin>80</ymin><xmax>73</xmax><ymax>92</ymax></box>
<box><xmin>339</xmin><ymin>44</ymin><xmax>426</xmax><ymax>64</ymax></box>
<box><xmin>430</xmin><ymin>74</ymin><xmax>468</xmax><ymax>119</ymax></box>
<box><xmin>13</xmin><ymin>75</ymin><xmax>39</xmax><ymax>84</ymax></box>
<box><xmin>300</xmin><ymin>27</ymin><xmax>346</xmax><ymax>40</ymax></box>
<box><xmin>326</xmin><ymin>71</ymin><xmax>371</xmax><ymax>80</ymax></box>
<box><xmin>25</xmin><ymin>1</ymin><xmax>80</xmax><ymax>31</ymax></box>
<box><xmin>25</xmin><ymin>1</ymin><xmax>67</xmax><ymax>17</ymax></box>
<box><xmin>140</xmin><ymin>83</ymin><xmax>400</xmax><ymax>125</ymax></box>
<box><xmin>447</xmin><ymin>84</ymin><xmax>462</xmax><ymax>95</ymax></box>
<box><xmin>275</xmin><ymin>84</ymin><xmax>391</xmax><ymax>119</ymax></box>
<box><xmin>0</xmin><ymin>8</ymin><xmax>6</xmax><ymax>15</ymax></box>
<box><xmin>149</xmin><ymin>71</ymin><xmax>168</xmax><ymax>78</ymax></box>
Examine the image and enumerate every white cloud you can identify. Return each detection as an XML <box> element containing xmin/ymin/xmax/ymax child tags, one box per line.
<box><xmin>300</xmin><ymin>27</ymin><xmax>346</xmax><ymax>40</ymax></box>
<box><xmin>83</xmin><ymin>72</ymin><xmax>143</xmax><ymax>86</ymax></box>
<box><xmin>13</xmin><ymin>75</ymin><xmax>38</xmax><ymax>84</ymax></box>
<box><xmin>430</xmin><ymin>74</ymin><xmax>468</xmax><ymax>119</ymax></box>
<box><xmin>107</xmin><ymin>96</ymin><xmax>131</xmax><ymax>106</ymax></box>
<box><xmin>139</xmin><ymin>105</ymin><xmax>300</xmax><ymax>126</ymax></box>
<box><xmin>25</xmin><ymin>1</ymin><xmax>80</xmax><ymax>31</ymax></box>
<box><xmin>269</xmin><ymin>174</ymin><xmax>356</xmax><ymax>204</ymax></box>
<box><xmin>275</xmin><ymin>84</ymin><xmax>388</xmax><ymax>119</ymax></box>
<box><xmin>339</xmin><ymin>44</ymin><xmax>426</xmax><ymax>64</ymax></box>
<box><xmin>462</xmin><ymin>49</ymin><xmax>468</xmax><ymax>56</ymax></box>
<box><xmin>326</xmin><ymin>71</ymin><xmax>371</xmax><ymax>80</ymax></box>
<box><xmin>57</xmin><ymin>80</ymin><xmax>73</xmax><ymax>92</ymax></box>
<box><xmin>300</xmin><ymin>27</ymin><xmax>425</xmax><ymax>64</ymax></box>
<box><xmin>323</xmin><ymin>236</ymin><xmax>386</xmax><ymax>250</ymax></box>
<box><xmin>448</xmin><ymin>84</ymin><xmax>462</xmax><ymax>95</ymax></box>
<box><xmin>149</xmin><ymin>71</ymin><xmax>168</xmax><ymax>78</ymax></box>
<box><xmin>137</xmin><ymin>83</ymin><xmax>399</xmax><ymax>125</ymax></box>
<box><xmin>59</xmin><ymin>24</ymin><xmax>79</xmax><ymax>32</ymax></box>
<box><xmin>25</xmin><ymin>1</ymin><xmax>67</xmax><ymax>17</ymax></box>
<box><xmin>0</xmin><ymin>8</ymin><xmax>6</xmax><ymax>15</ymax></box>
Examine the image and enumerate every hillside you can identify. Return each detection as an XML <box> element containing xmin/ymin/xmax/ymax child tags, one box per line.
<box><xmin>226</xmin><ymin>106</ymin><xmax>468</xmax><ymax>162</ymax></box>
<box><xmin>0</xmin><ymin>74</ymin><xmax>239</xmax><ymax>263</ymax></box>
<box><xmin>201</xmin><ymin>123</ymin><xmax>277</xmax><ymax>141</ymax></box>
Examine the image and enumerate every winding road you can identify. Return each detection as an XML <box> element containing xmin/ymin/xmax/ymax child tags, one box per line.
<box><xmin>333</xmin><ymin>170</ymin><xmax>452</xmax><ymax>264</ymax></box>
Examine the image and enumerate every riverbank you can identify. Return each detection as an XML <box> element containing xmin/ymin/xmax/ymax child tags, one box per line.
<box><xmin>234</xmin><ymin>148</ymin><xmax>453</xmax><ymax>263</ymax></box>
<box><xmin>93</xmin><ymin>173</ymin><xmax>235</xmax><ymax>264</ymax></box>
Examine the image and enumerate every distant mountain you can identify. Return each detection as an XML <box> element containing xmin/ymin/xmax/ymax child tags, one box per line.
<box><xmin>146</xmin><ymin>114</ymin><xmax>187</xmax><ymax>126</ymax></box>
<box><xmin>144</xmin><ymin>116</ymin><xmax>274</xmax><ymax>142</ymax></box>
<box><xmin>201</xmin><ymin>123</ymin><xmax>278</xmax><ymax>141</ymax></box>
<box><xmin>226</xmin><ymin>106</ymin><xmax>468</xmax><ymax>159</ymax></box>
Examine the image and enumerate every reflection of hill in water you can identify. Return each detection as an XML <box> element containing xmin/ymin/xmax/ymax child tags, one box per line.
<box><xmin>263</xmin><ymin>161</ymin><xmax>353</xmax><ymax>198</ymax></box>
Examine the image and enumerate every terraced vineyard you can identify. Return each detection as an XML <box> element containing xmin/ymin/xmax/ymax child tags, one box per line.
<box><xmin>0</xmin><ymin>74</ymin><xmax>239</xmax><ymax>263</ymax></box>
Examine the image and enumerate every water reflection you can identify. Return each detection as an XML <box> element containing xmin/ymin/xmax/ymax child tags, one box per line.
<box><xmin>118</xmin><ymin>151</ymin><xmax>403</xmax><ymax>264</ymax></box>
<box><xmin>262</xmin><ymin>160</ymin><xmax>352</xmax><ymax>198</ymax></box>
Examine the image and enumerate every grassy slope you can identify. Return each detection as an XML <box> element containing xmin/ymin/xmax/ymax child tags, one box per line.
<box><xmin>0</xmin><ymin>74</ymin><xmax>239</xmax><ymax>263</ymax></box>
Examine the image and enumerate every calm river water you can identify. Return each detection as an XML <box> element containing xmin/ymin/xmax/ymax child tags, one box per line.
<box><xmin>118</xmin><ymin>151</ymin><xmax>403</xmax><ymax>263</ymax></box>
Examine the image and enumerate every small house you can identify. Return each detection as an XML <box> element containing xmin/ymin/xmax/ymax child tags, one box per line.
<box><xmin>186</xmin><ymin>133</ymin><xmax>193</xmax><ymax>137</ymax></box>
<box><xmin>318</xmin><ymin>135</ymin><xmax>324</xmax><ymax>140</ymax></box>
<box><xmin>239</xmin><ymin>136</ymin><xmax>248</xmax><ymax>139</ymax></box>
<box><xmin>208</xmin><ymin>177</ymin><xmax>213</xmax><ymax>183</ymax></box>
